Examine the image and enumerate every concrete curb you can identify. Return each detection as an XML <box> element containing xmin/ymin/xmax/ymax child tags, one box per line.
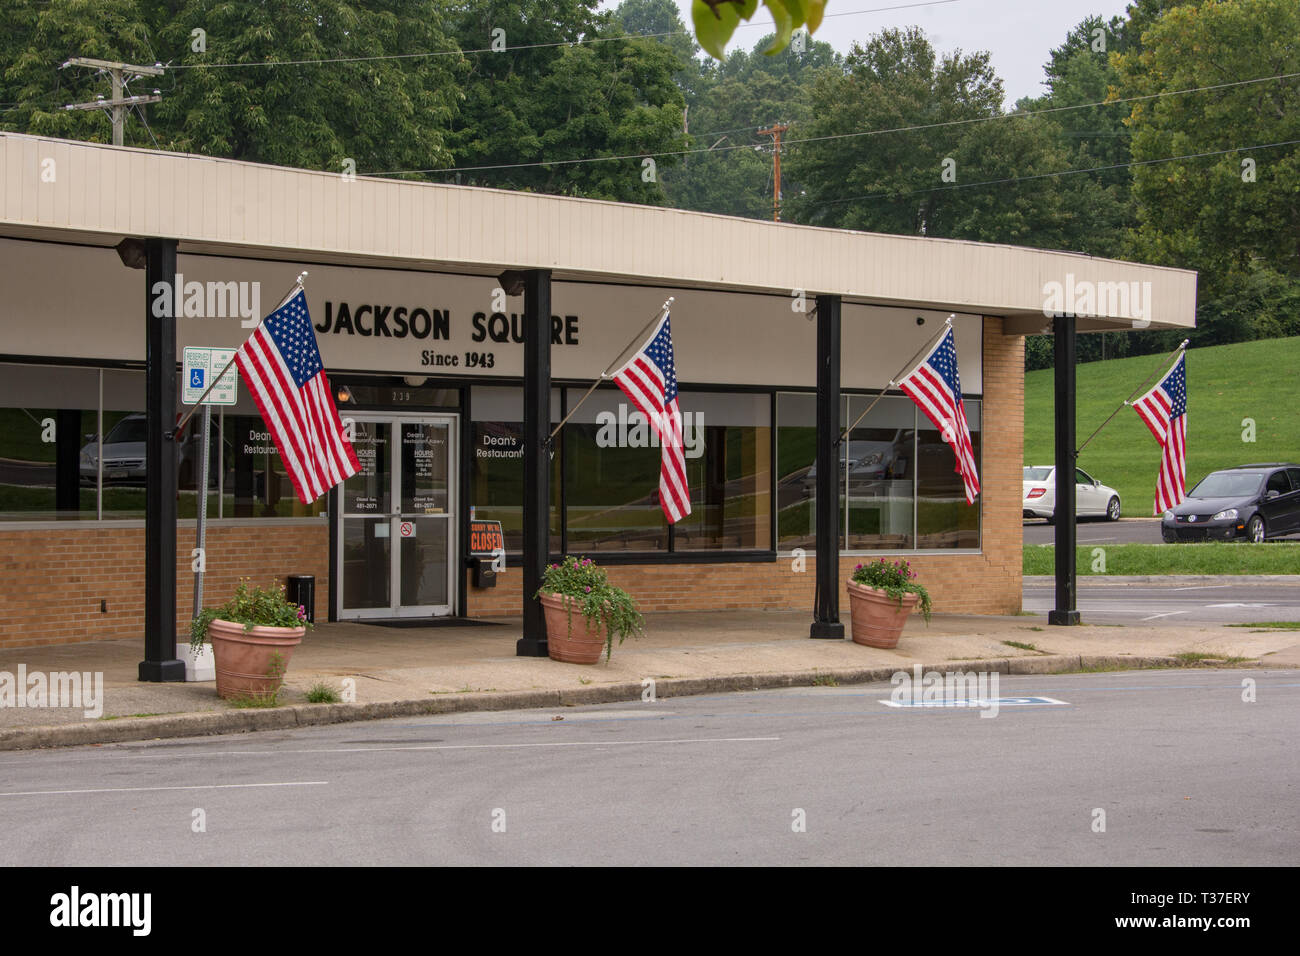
<box><xmin>1023</xmin><ymin>575</ymin><xmax>1300</xmax><ymax>586</ymax></box>
<box><xmin>0</xmin><ymin>653</ymin><xmax>1217</xmax><ymax>752</ymax></box>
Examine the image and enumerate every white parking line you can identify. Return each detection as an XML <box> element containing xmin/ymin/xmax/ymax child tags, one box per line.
<box><xmin>198</xmin><ymin>735</ymin><xmax>782</xmax><ymax>756</ymax></box>
<box><xmin>0</xmin><ymin>780</ymin><xmax>328</xmax><ymax>797</ymax></box>
<box><xmin>1141</xmin><ymin>611</ymin><xmax>1188</xmax><ymax>621</ymax></box>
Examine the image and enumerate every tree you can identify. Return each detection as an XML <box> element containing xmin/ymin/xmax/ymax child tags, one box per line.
<box><xmin>147</xmin><ymin>0</ymin><xmax>464</xmax><ymax>173</ymax></box>
<box><xmin>662</xmin><ymin>32</ymin><xmax>839</xmax><ymax>218</ymax></box>
<box><xmin>1114</xmin><ymin>0</ymin><xmax>1300</xmax><ymax>283</ymax></box>
<box><xmin>2</xmin><ymin>0</ymin><xmax>466</xmax><ymax>175</ymax></box>
<box><xmin>1</xmin><ymin>0</ymin><xmax>157</xmax><ymax>145</ymax></box>
<box><xmin>784</xmin><ymin>27</ymin><xmax>1067</xmax><ymax>248</ymax></box>
<box><xmin>441</xmin><ymin>0</ymin><xmax>688</xmax><ymax>203</ymax></box>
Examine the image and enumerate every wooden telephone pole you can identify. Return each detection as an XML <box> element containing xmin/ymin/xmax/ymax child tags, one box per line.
<box><xmin>61</xmin><ymin>58</ymin><xmax>163</xmax><ymax>146</ymax></box>
<box><xmin>758</xmin><ymin>123</ymin><xmax>789</xmax><ymax>221</ymax></box>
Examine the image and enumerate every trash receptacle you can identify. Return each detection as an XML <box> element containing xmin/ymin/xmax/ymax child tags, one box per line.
<box><xmin>470</xmin><ymin>557</ymin><xmax>497</xmax><ymax>589</ymax></box>
<box><xmin>286</xmin><ymin>574</ymin><xmax>315</xmax><ymax>623</ymax></box>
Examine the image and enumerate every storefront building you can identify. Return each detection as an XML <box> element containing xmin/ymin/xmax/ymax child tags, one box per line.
<box><xmin>0</xmin><ymin>133</ymin><xmax>1197</xmax><ymax>652</ymax></box>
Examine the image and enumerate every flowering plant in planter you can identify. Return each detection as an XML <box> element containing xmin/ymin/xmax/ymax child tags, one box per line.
<box><xmin>850</xmin><ymin>558</ymin><xmax>932</xmax><ymax>623</ymax></box>
<box><xmin>190</xmin><ymin>578</ymin><xmax>311</xmax><ymax>654</ymax></box>
<box><xmin>536</xmin><ymin>556</ymin><xmax>644</xmax><ymax>662</ymax></box>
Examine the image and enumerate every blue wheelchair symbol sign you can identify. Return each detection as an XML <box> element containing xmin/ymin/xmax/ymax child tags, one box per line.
<box><xmin>190</xmin><ymin>369</ymin><xmax>205</xmax><ymax>388</ymax></box>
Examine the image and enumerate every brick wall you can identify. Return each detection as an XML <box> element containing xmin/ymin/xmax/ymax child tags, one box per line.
<box><xmin>0</xmin><ymin>522</ymin><xmax>328</xmax><ymax>650</ymax></box>
<box><xmin>0</xmin><ymin>319</ymin><xmax>1024</xmax><ymax>647</ymax></box>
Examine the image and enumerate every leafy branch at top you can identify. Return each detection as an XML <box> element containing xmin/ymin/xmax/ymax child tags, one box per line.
<box><xmin>692</xmin><ymin>0</ymin><xmax>827</xmax><ymax>60</ymax></box>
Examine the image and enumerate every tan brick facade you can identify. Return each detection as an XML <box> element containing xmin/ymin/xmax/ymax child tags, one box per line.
<box><xmin>0</xmin><ymin>319</ymin><xmax>1023</xmax><ymax>649</ymax></box>
<box><xmin>0</xmin><ymin>523</ymin><xmax>328</xmax><ymax>651</ymax></box>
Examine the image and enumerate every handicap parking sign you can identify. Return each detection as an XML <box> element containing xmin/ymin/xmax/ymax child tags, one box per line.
<box><xmin>182</xmin><ymin>348</ymin><xmax>238</xmax><ymax>405</ymax></box>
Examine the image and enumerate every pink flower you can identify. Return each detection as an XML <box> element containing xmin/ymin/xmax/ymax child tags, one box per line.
<box><xmin>584</xmin><ymin>586</ymin><xmax>592</xmax><ymax>593</ymax></box>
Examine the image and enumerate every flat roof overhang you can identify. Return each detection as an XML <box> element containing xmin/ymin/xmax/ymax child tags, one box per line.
<box><xmin>1</xmin><ymin>132</ymin><xmax>1197</xmax><ymax>333</ymax></box>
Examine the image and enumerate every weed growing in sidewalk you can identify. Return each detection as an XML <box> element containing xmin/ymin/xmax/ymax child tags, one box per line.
<box><xmin>305</xmin><ymin>682</ymin><xmax>341</xmax><ymax>703</ymax></box>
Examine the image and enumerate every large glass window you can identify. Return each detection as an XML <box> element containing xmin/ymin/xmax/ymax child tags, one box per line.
<box><xmin>845</xmin><ymin>395</ymin><xmax>915</xmax><ymax>550</ymax></box>
<box><xmin>0</xmin><ymin>363</ymin><xmax>144</xmax><ymax>520</ymax></box>
<box><xmin>674</xmin><ymin>391</ymin><xmax>771</xmax><ymax>551</ymax></box>
<box><xmin>776</xmin><ymin>392</ymin><xmax>836</xmax><ymax>550</ymax></box>
<box><xmin>916</xmin><ymin>400</ymin><xmax>981</xmax><ymax>549</ymax></box>
<box><xmin>777</xmin><ymin>391</ymin><xmax>981</xmax><ymax>552</ymax></box>
<box><xmin>469</xmin><ymin>386</ymin><xmax>561</xmax><ymax>553</ymax></box>
<box><xmin>562</xmin><ymin>387</ymin><xmax>669</xmax><ymax>552</ymax></box>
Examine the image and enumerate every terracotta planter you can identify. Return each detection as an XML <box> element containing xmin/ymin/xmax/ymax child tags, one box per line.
<box><xmin>539</xmin><ymin>592</ymin><xmax>609</xmax><ymax>665</ymax></box>
<box><xmin>846</xmin><ymin>581</ymin><xmax>920</xmax><ymax>649</ymax></box>
<box><xmin>207</xmin><ymin>618</ymin><xmax>305</xmax><ymax>699</ymax></box>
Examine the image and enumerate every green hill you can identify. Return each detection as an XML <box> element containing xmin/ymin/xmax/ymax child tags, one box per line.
<box><xmin>1024</xmin><ymin>337</ymin><xmax>1300</xmax><ymax>517</ymax></box>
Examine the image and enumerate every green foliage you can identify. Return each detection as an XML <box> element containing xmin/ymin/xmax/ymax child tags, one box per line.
<box><xmin>440</xmin><ymin>0</ymin><xmax>688</xmax><ymax>202</ymax></box>
<box><xmin>785</xmin><ymin>27</ymin><xmax>1066</xmax><ymax>246</ymax></box>
<box><xmin>1</xmin><ymin>0</ymin><xmax>465</xmax><ymax>173</ymax></box>
<box><xmin>1114</xmin><ymin>0</ymin><xmax>1300</xmax><ymax>287</ymax></box>
<box><xmin>306</xmin><ymin>682</ymin><xmax>342</xmax><ymax>703</ymax></box>
<box><xmin>1023</xmin><ymin>542</ymin><xmax>1300</xmax><ymax>576</ymax></box>
<box><xmin>690</xmin><ymin>0</ymin><xmax>823</xmax><ymax>60</ymax></box>
<box><xmin>664</xmin><ymin>31</ymin><xmax>838</xmax><ymax>218</ymax></box>
<box><xmin>190</xmin><ymin>578</ymin><xmax>311</xmax><ymax>651</ymax></box>
<box><xmin>1024</xmin><ymin>336</ymin><xmax>1300</xmax><ymax>517</ymax></box>
<box><xmin>850</xmin><ymin>558</ymin><xmax>932</xmax><ymax>622</ymax></box>
<box><xmin>537</xmin><ymin>555</ymin><xmax>644</xmax><ymax>660</ymax></box>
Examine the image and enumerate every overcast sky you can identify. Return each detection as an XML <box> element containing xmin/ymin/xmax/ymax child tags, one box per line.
<box><xmin>615</xmin><ymin>0</ymin><xmax>1137</xmax><ymax>105</ymax></box>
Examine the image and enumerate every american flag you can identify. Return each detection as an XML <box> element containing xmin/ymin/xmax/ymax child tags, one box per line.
<box><xmin>610</xmin><ymin>312</ymin><xmax>691</xmax><ymax>524</ymax></box>
<box><xmin>896</xmin><ymin>327</ymin><xmax>980</xmax><ymax>504</ymax></box>
<box><xmin>234</xmin><ymin>288</ymin><xmax>360</xmax><ymax>504</ymax></box>
<box><xmin>1131</xmin><ymin>353</ymin><xmax>1187</xmax><ymax>514</ymax></box>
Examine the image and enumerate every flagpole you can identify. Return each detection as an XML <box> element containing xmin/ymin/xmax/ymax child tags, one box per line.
<box><xmin>173</xmin><ymin>272</ymin><xmax>309</xmax><ymax>436</ymax></box>
<box><xmin>1075</xmin><ymin>338</ymin><xmax>1189</xmax><ymax>456</ymax></box>
<box><xmin>546</xmin><ymin>297</ymin><xmax>675</xmax><ymax>444</ymax></box>
<box><xmin>835</xmin><ymin>315</ymin><xmax>953</xmax><ymax>446</ymax></box>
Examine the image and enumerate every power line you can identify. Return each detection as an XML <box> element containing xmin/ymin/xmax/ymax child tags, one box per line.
<box><xmin>800</xmin><ymin>138</ymin><xmax>1300</xmax><ymax>213</ymax></box>
<box><xmin>364</xmin><ymin>69</ymin><xmax>1300</xmax><ymax>177</ymax></box>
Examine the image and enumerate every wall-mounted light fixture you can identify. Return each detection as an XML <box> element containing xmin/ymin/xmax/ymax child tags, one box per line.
<box><xmin>497</xmin><ymin>270</ymin><xmax>526</xmax><ymax>296</ymax></box>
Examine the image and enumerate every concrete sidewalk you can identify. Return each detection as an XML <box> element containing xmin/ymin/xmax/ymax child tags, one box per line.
<box><xmin>3</xmin><ymin>609</ymin><xmax>1299</xmax><ymax>750</ymax></box>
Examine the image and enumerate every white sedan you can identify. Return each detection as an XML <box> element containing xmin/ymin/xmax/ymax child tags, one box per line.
<box><xmin>1023</xmin><ymin>466</ymin><xmax>1122</xmax><ymax>522</ymax></box>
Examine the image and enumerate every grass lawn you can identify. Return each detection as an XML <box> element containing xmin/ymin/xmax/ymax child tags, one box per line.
<box><xmin>1024</xmin><ymin>542</ymin><xmax>1300</xmax><ymax>575</ymax></box>
<box><xmin>1024</xmin><ymin>337</ymin><xmax>1300</xmax><ymax>517</ymax></box>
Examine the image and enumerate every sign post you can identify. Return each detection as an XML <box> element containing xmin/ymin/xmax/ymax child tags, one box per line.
<box><xmin>182</xmin><ymin>348</ymin><xmax>237</xmax><ymax>621</ymax></box>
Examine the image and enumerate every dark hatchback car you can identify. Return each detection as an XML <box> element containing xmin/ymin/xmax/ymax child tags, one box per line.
<box><xmin>1161</xmin><ymin>463</ymin><xmax>1300</xmax><ymax>543</ymax></box>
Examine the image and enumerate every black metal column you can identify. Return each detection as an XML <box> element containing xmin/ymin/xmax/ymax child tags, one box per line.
<box><xmin>810</xmin><ymin>294</ymin><xmax>845</xmax><ymax>639</ymax></box>
<box><xmin>140</xmin><ymin>238</ymin><xmax>186</xmax><ymax>680</ymax></box>
<box><xmin>1049</xmin><ymin>314</ymin><xmax>1081</xmax><ymax>626</ymax></box>
<box><xmin>55</xmin><ymin>408</ymin><xmax>81</xmax><ymax>514</ymax></box>
<box><xmin>516</xmin><ymin>269</ymin><xmax>552</xmax><ymax>656</ymax></box>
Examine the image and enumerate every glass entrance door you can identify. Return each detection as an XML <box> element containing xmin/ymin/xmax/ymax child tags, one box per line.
<box><xmin>338</xmin><ymin>415</ymin><xmax>457</xmax><ymax>619</ymax></box>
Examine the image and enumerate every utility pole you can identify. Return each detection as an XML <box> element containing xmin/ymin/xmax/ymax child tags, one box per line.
<box><xmin>61</xmin><ymin>58</ymin><xmax>163</xmax><ymax>147</ymax></box>
<box><xmin>758</xmin><ymin>123</ymin><xmax>789</xmax><ymax>221</ymax></box>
